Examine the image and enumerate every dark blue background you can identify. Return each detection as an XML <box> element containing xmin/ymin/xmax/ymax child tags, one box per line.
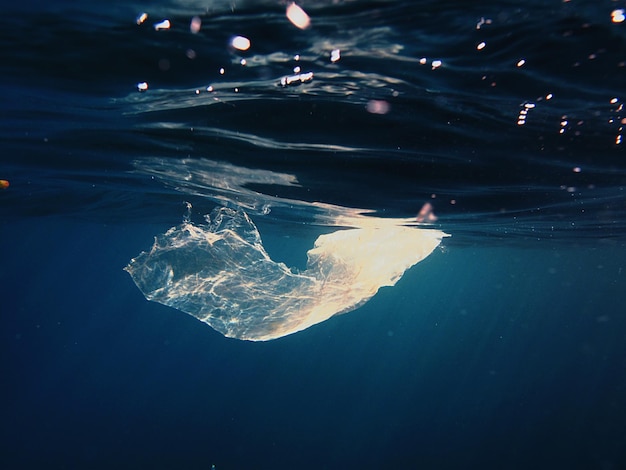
<box><xmin>2</xmin><ymin>219</ymin><xmax>625</xmax><ymax>469</ymax></box>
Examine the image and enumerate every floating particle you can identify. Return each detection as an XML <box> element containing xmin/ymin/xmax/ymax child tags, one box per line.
<box><xmin>477</xmin><ymin>41</ymin><xmax>486</xmax><ymax>50</ymax></box>
<box><xmin>293</xmin><ymin>66</ymin><xmax>301</xmax><ymax>73</ymax></box>
<box><xmin>419</xmin><ymin>57</ymin><xmax>427</xmax><ymax>65</ymax></box>
<box><xmin>240</xmin><ymin>58</ymin><xmax>247</xmax><ymax>66</ymax></box>
<box><xmin>186</xmin><ymin>49</ymin><xmax>196</xmax><ymax>59</ymax></box>
<box><xmin>219</xmin><ymin>67</ymin><xmax>225</xmax><ymax>75</ymax></box>
<box><xmin>190</xmin><ymin>16</ymin><xmax>202</xmax><ymax>33</ymax></box>
<box><xmin>517</xmin><ymin>102</ymin><xmax>535</xmax><ymax>125</ymax></box>
<box><xmin>0</xmin><ymin>179</ymin><xmax>9</xmax><ymax>189</ymax></box>
<box><xmin>286</xmin><ymin>3</ymin><xmax>311</xmax><ymax>29</ymax></box>
<box><xmin>154</xmin><ymin>19</ymin><xmax>171</xmax><ymax>31</ymax></box>
<box><xmin>136</xmin><ymin>13</ymin><xmax>148</xmax><ymax>25</ymax></box>
<box><xmin>280</xmin><ymin>71</ymin><xmax>313</xmax><ymax>86</ymax></box>
<box><xmin>366</xmin><ymin>100</ymin><xmax>390</xmax><ymax>115</ymax></box>
<box><xmin>330</xmin><ymin>49</ymin><xmax>341</xmax><ymax>63</ymax></box>
<box><xmin>611</xmin><ymin>9</ymin><xmax>625</xmax><ymax>23</ymax></box>
<box><xmin>416</xmin><ymin>202</ymin><xmax>437</xmax><ymax>223</ymax></box>
<box><xmin>431</xmin><ymin>60</ymin><xmax>442</xmax><ymax>69</ymax></box>
<box><xmin>476</xmin><ymin>17</ymin><xmax>492</xmax><ymax>29</ymax></box>
<box><xmin>207</xmin><ymin>85</ymin><xmax>214</xmax><ymax>92</ymax></box>
<box><xmin>137</xmin><ymin>82</ymin><xmax>148</xmax><ymax>92</ymax></box>
<box><xmin>231</xmin><ymin>35</ymin><xmax>251</xmax><ymax>51</ymax></box>
<box><xmin>516</xmin><ymin>59</ymin><xmax>526</xmax><ymax>67</ymax></box>
<box><xmin>573</xmin><ymin>167</ymin><xmax>582</xmax><ymax>173</ymax></box>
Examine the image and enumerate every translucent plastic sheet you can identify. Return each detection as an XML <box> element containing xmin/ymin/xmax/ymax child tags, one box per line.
<box><xmin>126</xmin><ymin>206</ymin><xmax>447</xmax><ymax>341</ymax></box>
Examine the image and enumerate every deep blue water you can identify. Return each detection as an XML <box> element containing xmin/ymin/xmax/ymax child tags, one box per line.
<box><xmin>1</xmin><ymin>0</ymin><xmax>626</xmax><ymax>468</ymax></box>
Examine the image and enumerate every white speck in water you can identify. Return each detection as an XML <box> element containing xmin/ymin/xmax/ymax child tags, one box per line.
<box><xmin>231</xmin><ymin>35</ymin><xmax>251</xmax><ymax>51</ymax></box>
<box><xmin>286</xmin><ymin>3</ymin><xmax>311</xmax><ymax>30</ymax></box>
<box><xmin>136</xmin><ymin>13</ymin><xmax>148</xmax><ymax>25</ymax></box>
<box><xmin>154</xmin><ymin>19</ymin><xmax>170</xmax><ymax>31</ymax></box>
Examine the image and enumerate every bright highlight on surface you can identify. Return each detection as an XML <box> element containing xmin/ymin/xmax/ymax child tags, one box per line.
<box><xmin>126</xmin><ymin>207</ymin><xmax>446</xmax><ymax>341</ymax></box>
<box><xmin>154</xmin><ymin>19</ymin><xmax>170</xmax><ymax>31</ymax></box>
<box><xmin>136</xmin><ymin>13</ymin><xmax>148</xmax><ymax>25</ymax></box>
<box><xmin>280</xmin><ymin>71</ymin><xmax>313</xmax><ymax>86</ymax></box>
<box><xmin>286</xmin><ymin>2</ymin><xmax>311</xmax><ymax>29</ymax></box>
<box><xmin>231</xmin><ymin>35</ymin><xmax>251</xmax><ymax>51</ymax></box>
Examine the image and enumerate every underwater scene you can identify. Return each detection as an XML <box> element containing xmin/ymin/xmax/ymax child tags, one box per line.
<box><xmin>1</xmin><ymin>0</ymin><xmax>625</xmax><ymax>468</ymax></box>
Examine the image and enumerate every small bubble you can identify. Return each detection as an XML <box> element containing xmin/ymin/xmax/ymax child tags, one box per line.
<box><xmin>190</xmin><ymin>16</ymin><xmax>201</xmax><ymax>33</ymax></box>
<box><xmin>366</xmin><ymin>100</ymin><xmax>390</xmax><ymax>115</ymax></box>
